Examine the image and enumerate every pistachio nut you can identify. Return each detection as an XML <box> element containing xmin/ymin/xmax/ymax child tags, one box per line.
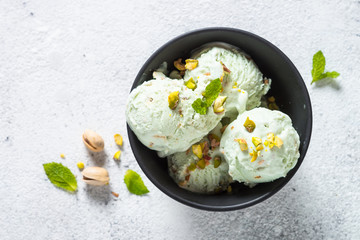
<box><xmin>237</xmin><ymin>138</ymin><xmax>248</xmax><ymax>151</ymax></box>
<box><xmin>174</xmin><ymin>58</ymin><xmax>186</xmax><ymax>71</ymax></box>
<box><xmin>243</xmin><ymin>117</ymin><xmax>256</xmax><ymax>133</ymax></box>
<box><xmin>274</xmin><ymin>136</ymin><xmax>283</xmax><ymax>148</ymax></box>
<box><xmin>168</xmin><ymin>91</ymin><xmax>179</xmax><ymax>110</ymax></box>
<box><xmin>187</xmin><ymin>162</ymin><xmax>196</xmax><ymax>172</ymax></box>
<box><xmin>197</xmin><ymin>159</ymin><xmax>206</xmax><ymax>169</ymax></box>
<box><xmin>82</xmin><ymin>129</ymin><xmax>104</xmax><ymax>152</ymax></box>
<box><xmin>213</xmin><ymin>96</ymin><xmax>227</xmax><ymax>114</ymax></box>
<box><xmin>213</xmin><ymin>156</ymin><xmax>222</xmax><ymax>168</ymax></box>
<box><xmin>81</xmin><ymin>166</ymin><xmax>109</xmax><ymax>186</ymax></box>
<box><xmin>192</xmin><ymin>144</ymin><xmax>203</xmax><ymax>159</ymax></box>
<box><xmin>249</xmin><ymin>150</ymin><xmax>258</xmax><ymax>162</ymax></box>
<box><xmin>256</xmin><ymin>144</ymin><xmax>264</xmax><ymax>151</ymax></box>
<box><xmin>185</xmin><ymin>59</ymin><xmax>198</xmax><ymax>70</ymax></box>
<box><xmin>184</xmin><ymin>78</ymin><xmax>197</xmax><ymax>90</ymax></box>
<box><xmin>252</xmin><ymin>137</ymin><xmax>262</xmax><ymax>147</ymax></box>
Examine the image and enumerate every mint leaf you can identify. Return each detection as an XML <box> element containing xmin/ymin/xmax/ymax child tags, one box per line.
<box><xmin>192</xmin><ymin>98</ymin><xmax>208</xmax><ymax>115</ymax></box>
<box><xmin>321</xmin><ymin>71</ymin><xmax>340</xmax><ymax>79</ymax></box>
<box><xmin>43</xmin><ymin>162</ymin><xmax>77</xmax><ymax>192</ymax></box>
<box><xmin>311</xmin><ymin>51</ymin><xmax>325</xmax><ymax>81</ymax></box>
<box><xmin>191</xmin><ymin>79</ymin><xmax>222</xmax><ymax>115</ymax></box>
<box><xmin>124</xmin><ymin>170</ymin><xmax>149</xmax><ymax>195</ymax></box>
<box><xmin>203</xmin><ymin>78</ymin><xmax>222</xmax><ymax>105</ymax></box>
<box><xmin>311</xmin><ymin>51</ymin><xmax>340</xmax><ymax>84</ymax></box>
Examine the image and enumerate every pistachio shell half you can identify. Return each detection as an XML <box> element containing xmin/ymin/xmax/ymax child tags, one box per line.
<box><xmin>82</xmin><ymin>166</ymin><xmax>109</xmax><ymax>186</ymax></box>
<box><xmin>82</xmin><ymin>129</ymin><xmax>104</xmax><ymax>152</ymax></box>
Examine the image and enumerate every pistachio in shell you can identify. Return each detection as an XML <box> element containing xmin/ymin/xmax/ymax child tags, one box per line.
<box><xmin>82</xmin><ymin>166</ymin><xmax>109</xmax><ymax>186</ymax></box>
<box><xmin>82</xmin><ymin>129</ymin><xmax>104</xmax><ymax>152</ymax></box>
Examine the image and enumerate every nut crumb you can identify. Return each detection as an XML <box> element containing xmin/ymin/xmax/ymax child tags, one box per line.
<box><xmin>111</xmin><ymin>191</ymin><xmax>119</xmax><ymax>197</ymax></box>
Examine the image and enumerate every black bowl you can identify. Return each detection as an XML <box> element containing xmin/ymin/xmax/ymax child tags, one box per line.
<box><xmin>127</xmin><ymin>28</ymin><xmax>312</xmax><ymax>211</ymax></box>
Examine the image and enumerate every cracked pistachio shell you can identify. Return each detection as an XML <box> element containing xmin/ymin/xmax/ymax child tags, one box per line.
<box><xmin>82</xmin><ymin>129</ymin><xmax>104</xmax><ymax>152</ymax></box>
<box><xmin>82</xmin><ymin>167</ymin><xmax>109</xmax><ymax>186</ymax></box>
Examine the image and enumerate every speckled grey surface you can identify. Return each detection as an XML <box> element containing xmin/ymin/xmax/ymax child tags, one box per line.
<box><xmin>1</xmin><ymin>0</ymin><xmax>359</xmax><ymax>239</ymax></box>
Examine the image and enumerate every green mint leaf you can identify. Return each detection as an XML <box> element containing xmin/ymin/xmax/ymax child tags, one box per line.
<box><xmin>311</xmin><ymin>50</ymin><xmax>325</xmax><ymax>81</ymax></box>
<box><xmin>124</xmin><ymin>170</ymin><xmax>149</xmax><ymax>195</ymax></box>
<box><xmin>203</xmin><ymin>78</ymin><xmax>222</xmax><ymax>105</ymax></box>
<box><xmin>322</xmin><ymin>71</ymin><xmax>340</xmax><ymax>79</ymax></box>
<box><xmin>43</xmin><ymin>162</ymin><xmax>77</xmax><ymax>192</ymax></box>
<box><xmin>191</xmin><ymin>79</ymin><xmax>222</xmax><ymax>114</ymax></box>
<box><xmin>192</xmin><ymin>98</ymin><xmax>208</xmax><ymax>115</ymax></box>
<box><xmin>311</xmin><ymin>51</ymin><xmax>340</xmax><ymax>84</ymax></box>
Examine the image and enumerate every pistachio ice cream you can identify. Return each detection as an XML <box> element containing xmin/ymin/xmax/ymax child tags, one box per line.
<box><xmin>126</xmin><ymin>76</ymin><xmax>224</xmax><ymax>157</ymax></box>
<box><xmin>184</xmin><ymin>46</ymin><xmax>270</xmax><ymax>111</ymax></box>
<box><xmin>168</xmin><ymin>123</ymin><xmax>232</xmax><ymax>193</ymax></box>
<box><xmin>220</xmin><ymin>108</ymin><xmax>300</xmax><ymax>184</ymax></box>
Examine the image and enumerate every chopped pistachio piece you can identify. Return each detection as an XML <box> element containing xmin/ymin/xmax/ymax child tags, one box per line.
<box><xmin>268</xmin><ymin>102</ymin><xmax>279</xmax><ymax>110</ymax></box>
<box><xmin>252</xmin><ymin>137</ymin><xmax>262</xmax><ymax>147</ymax></box>
<box><xmin>174</xmin><ymin>58</ymin><xmax>186</xmax><ymax>71</ymax></box>
<box><xmin>114</xmin><ymin>134</ymin><xmax>123</xmax><ymax>146</ymax></box>
<box><xmin>168</xmin><ymin>91</ymin><xmax>179</xmax><ymax>110</ymax></box>
<box><xmin>213</xmin><ymin>156</ymin><xmax>221</xmax><ymax>168</ymax></box>
<box><xmin>213</xmin><ymin>96</ymin><xmax>227</xmax><ymax>114</ymax></box>
<box><xmin>243</xmin><ymin>117</ymin><xmax>256</xmax><ymax>132</ymax></box>
<box><xmin>192</xmin><ymin>144</ymin><xmax>203</xmax><ymax>159</ymax></box>
<box><xmin>184</xmin><ymin>78</ymin><xmax>197</xmax><ymax>90</ymax></box>
<box><xmin>267</xmin><ymin>133</ymin><xmax>275</xmax><ymax>142</ymax></box>
<box><xmin>237</xmin><ymin>138</ymin><xmax>248</xmax><ymax>151</ymax></box>
<box><xmin>113</xmin><ymin>150</ymin><xmax>121</xmax><ymax>160</ymax></box>
<box><xmin>187</xmin><ymin>162</ymin><xmax>196</xmax><ymax>172</ymax></box>
<box><xmin>185</xmin><ymin>59</ymin><xmax>198</xmax><ymax>70</ymax></box>
<box><xmin>77</xmin><ymin>161</ymin><xmax>84</xmax><ymax>169</ymax></box>
<box><xmin>256</xmin><ymin>144</ymin><xmax>264</xmax><ymax>151</ymax></box>
<box><xmin>274</xmin><ymin>136</ymin><xmax>283</xmax><ymax>148</ymax></box>
<box><xmin>197</xmin><ymin>159</ymin><xmax>206</xmax><ymax>169</ymax></box>
<box><xmin>220</xmin><ymin>61</ymin><xmax>231</xmax><ymax>73</ymax></box>
<box><xmin>249</xmin><ymin>150</ymin><xmax>258</xmax><ymax>162</ymax></box>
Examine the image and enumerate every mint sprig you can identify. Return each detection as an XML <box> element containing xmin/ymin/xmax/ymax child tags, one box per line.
<box><xmin>124</xmin><ymin>170</ymin><xmax>149</xmax><ymax>195</ymax></box>
<box><xmin>43</xmin><ymin>162</ymin><xmax>77</xmax><ymax>192</ymax></box>
<box><xmin>311</xmin><ymin>50</ymin><xmax>340</xmax><ymax>84</ymax></box>
<box><xmin>192</xmin><ymin>78</ymin><xmax>222</xmax><ymax>115</ymax></box>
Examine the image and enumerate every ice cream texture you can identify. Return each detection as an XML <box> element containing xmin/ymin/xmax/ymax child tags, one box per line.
<box><xmin>126</xmin><ymin>74</ymin><xmax>224</xmax><ymax>157</ymax></box>
<box><xmin>220</xmin><ymin>108</ymin><xmax>300</xmax><ymax>184</ymax></box>
<box><xmin>184</xmin><ymin>46</ymin><xmax>270</xmax><ymax>111</ymax></box>
<box><xmin>168</xmin><ymin>123</ymin><xmax>232</xmax><ymax>193</ymax></box>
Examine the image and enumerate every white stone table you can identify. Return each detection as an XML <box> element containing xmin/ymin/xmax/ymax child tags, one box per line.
<box><xmin>1</xmin><ymin>0</ymin><xmax>359</xmax><ymax>239</ymax></box>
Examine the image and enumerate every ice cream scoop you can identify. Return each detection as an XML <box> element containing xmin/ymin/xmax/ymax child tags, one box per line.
<box><xmin>168</xmin><ymin>123</ymin><xmax>232</xmax><ymax>193</ymax></box>
<box><xmin>220</xmin><ymin>108</ymin><xmax>300</xmax><ymax>184</ymax></box>
<box><xmin>126</xmin><ymin>76</ymin><xmax>225</xmax><ymax>157</ymax></box>
<box><xmin>184</xmin><ymin>46</ymin><xmax>270</xmax><ymax>111</ymax></box>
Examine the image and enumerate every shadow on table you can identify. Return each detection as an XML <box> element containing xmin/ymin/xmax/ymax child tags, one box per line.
<box><xmin>85</xmin><ymin>184</ymin><xmax>111</xmax><ymax>204</ymax></box>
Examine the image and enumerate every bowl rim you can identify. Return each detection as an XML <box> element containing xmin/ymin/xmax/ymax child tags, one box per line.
<box><xmin>127</xmin><ymin>27</ymin><xmax>313</xmax><ymax>211</ymax></box>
